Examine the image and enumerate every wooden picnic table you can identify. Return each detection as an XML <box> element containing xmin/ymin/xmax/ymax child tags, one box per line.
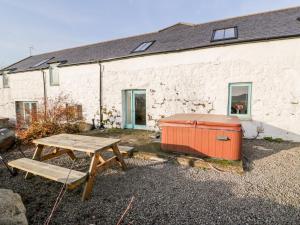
<box><xmin>9</xmin><ymin>133</ymin><xmax>128</xmax><ymax>200</ymax></box>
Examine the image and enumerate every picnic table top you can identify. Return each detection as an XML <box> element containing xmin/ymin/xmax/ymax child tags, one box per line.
<box><xmin>33</xmin><ymin>133</ymin><xmax>120</xmax><ymax>153</ymax></box>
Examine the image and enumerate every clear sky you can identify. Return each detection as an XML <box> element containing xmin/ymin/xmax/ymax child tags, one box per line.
<box><xmin>0</xmin><ymin>0</ymin><xmax>299</xmax><ymax>67</ymax></box>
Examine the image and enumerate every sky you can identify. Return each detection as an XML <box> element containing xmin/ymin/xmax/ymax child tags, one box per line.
<box><xmin>0</xmin><ymin>0</ymin><xmax>299</xmax><ymax>68</ymax></box>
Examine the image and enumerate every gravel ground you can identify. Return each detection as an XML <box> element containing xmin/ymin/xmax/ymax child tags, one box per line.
<box><xmin>0</xmin><ymin>139</ymin><xmax>300</xmax><ymax>225</ymax></box>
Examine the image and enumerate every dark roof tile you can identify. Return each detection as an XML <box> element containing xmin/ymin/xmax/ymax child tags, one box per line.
<box><xmin>3</xmin><ymin>6</ymin><xmax>300</xmax><ymax>73</ymax></box>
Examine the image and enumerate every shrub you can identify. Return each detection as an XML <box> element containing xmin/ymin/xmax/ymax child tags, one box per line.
<box><xmin>16</xmin><ymin>94</ymin><xmax>83</xmax><ymax>145</ymax></box>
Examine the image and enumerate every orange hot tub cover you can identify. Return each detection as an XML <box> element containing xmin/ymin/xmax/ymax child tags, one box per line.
<box><xmin>159</xmin><ymin>114</ymin><xmax>242</xmax><ymax>160</ymax></box>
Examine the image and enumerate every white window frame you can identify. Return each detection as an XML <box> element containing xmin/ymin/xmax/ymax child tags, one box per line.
<box><xmin>2</xmin><ymin>72</ymin><xmax>9</xmax><ymax>88</ymax></box>
<box><xmin>49</xmin><ymin>64</ymin><xmax>59</xmax><ymax>86</ymax></box>
<box><xmin>228</xmin><ymin>82</ymin><xmax>252</xmax><ymax>120</ymax></box>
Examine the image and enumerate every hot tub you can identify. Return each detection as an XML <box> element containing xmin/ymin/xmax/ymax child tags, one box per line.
<box><xmin>159</xmin><ymin>114</ymin><xmax>242</xmax><ymax>160</ymax></box>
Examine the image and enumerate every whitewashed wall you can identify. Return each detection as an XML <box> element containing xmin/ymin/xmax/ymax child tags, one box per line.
<box><xmin>0</xmin><ymin>64</ymin><xmax>100</xmax><ymax>124</ymax></box>
<box><xmin>102</xmin><ymin>38</ymin><xmax>300</xmax><ymax>141</ymax></box>
<box><xmin>45</xmin><ymin>64</ymin><xmax>100</xmax><ymax>123</ymax></box>
<box><xmin>1</xmin><ymin>38</ymin><xmax>300</xmax><ymax>141</ymax></box>
<box><xmin>0</xmin><ymin>70</ymin><xmax>44</xmax><ymax>122</ymax></box>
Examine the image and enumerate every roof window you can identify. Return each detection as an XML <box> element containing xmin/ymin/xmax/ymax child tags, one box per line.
<box><xmin>132</xmin><ymin>41</ymin><xmax>155</xmax><ymax>53</ymax></box>
<box><xmin>32</xmin><ymin>58</ymin><xmax>53</xmax><ymax>68</ymax></box>
<box><xmin>212</xmin><ymin>27</ymin><xmax>238</xmax><ymax>41</ymax></box>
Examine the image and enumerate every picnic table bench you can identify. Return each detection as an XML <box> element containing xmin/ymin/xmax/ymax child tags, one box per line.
<box><xmin>8</xmin><ymin>134</ymin><xmax>133</xmax><ymax>200</ymax></box>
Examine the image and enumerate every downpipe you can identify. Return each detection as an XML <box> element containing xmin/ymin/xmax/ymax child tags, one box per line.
<box><xmin>98</xmin><ymin>62</ymin><xmax>105</xmax><ymax>129</ymax></box>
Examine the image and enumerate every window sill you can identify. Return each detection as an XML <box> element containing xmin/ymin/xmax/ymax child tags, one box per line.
<box><xmin>211</xmin><ymin>37</ymin><xmax>237</xmax><ymax>42</ymax></box>
<box><xmin>238</xmin><ymin>117</ymin><xmax>252</xmax><ymax>121</ymax></box>
<box><xmin>229</xmin><ymin>114</ymin><xmax>252</xmax><ymax>121</ymax></box>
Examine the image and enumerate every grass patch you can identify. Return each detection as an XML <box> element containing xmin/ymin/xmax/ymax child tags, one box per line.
<box><xmin>205</xmin><ymin>158</ymin><xmax>241</xmax><ymax>167</ymax></box>
<box><xmin>263</xmin><ymin>136</ymin><xmax>284</xmax><ymax>143</ymax></box>
<box><xmin>81</xmin><ymin>128</ymin><xmax>243</xmax><ymax>173</ymax></box>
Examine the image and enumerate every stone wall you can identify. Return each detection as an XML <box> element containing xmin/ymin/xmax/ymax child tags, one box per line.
<box><xmin>1</xmin><ymin>38</ymin><xmax>300</xmax><ymax>140</ymax></box>
<box><xmin>102</xmin><ymin>38</ymin><xmax>300</xmax><ymax>141</ymax></box>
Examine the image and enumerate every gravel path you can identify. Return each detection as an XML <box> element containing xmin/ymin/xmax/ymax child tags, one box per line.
<box><xmin>0</xmin><ymin>139</ymin><xmax>299</xmax><ymax>225</ymax></box>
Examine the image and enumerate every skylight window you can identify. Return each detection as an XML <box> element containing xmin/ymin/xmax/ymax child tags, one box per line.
<box><xmin>132</xmin><ymin>41</ymin><xmax>155</xmax><ymax>53</ymax></box>
<box><xmin>212</xmin><ymin>27</ymin><xmax>237</xmax><ymax>41</ymax></box>
<box><xmin>32</xmin><ymin>58</ymin><xmax>53</xmax><ymax>68</ymax></box>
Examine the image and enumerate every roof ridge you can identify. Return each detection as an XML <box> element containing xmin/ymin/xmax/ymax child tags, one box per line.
<box><xmin>158</xmin><ymin>22</ymin><xmax>195</xmax><ymax>32</ymax></box>
<box><xmin>4</xmin><ymin>5</ymin><xmax>300</xmax><ymax>73</ymax></box>
<box><xmin>195</xmin><ymin>5</ymin><xmax>300</xmax><ymax>26</ymax></box>
<box><xmin>27</xmin><ymin>6</ymin><xmax>300</xmax><ymax>59</ymax></box>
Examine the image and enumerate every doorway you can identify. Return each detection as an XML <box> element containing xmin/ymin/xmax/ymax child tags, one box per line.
<box><xmin>124</xmin><ymin>90</ymin><xmax>146</xmax><ymax>129</ymax></box>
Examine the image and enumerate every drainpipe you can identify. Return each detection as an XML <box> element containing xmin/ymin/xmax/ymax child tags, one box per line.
<box><xmin>42</xmin><ymin>69</ymin><xmax>47</xmax><ymax>117</ymax></box>
<box><xmin>98</xmin><ymin>62</ymin><xmax>104</xmax><ymax>129</ymax></box>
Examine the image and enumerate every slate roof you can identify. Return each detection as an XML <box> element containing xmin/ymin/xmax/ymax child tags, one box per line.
<box><xmin>3</xmin><ymin>6</ymin><xmax>300</xmax><ymax>74</ymax></box>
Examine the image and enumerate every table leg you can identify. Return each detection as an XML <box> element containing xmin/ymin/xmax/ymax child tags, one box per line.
<box><xmin>66</xmin><ymin>149</ymin><xmax>76</xmax><ymax>160</ymax></box>
<box><xmin>39</xmin><ymin>147</ymin><xmax>77</xmax><ymax>161</ymax></box>
<box><xmin>112</xmin><ymin>144</ymin><xmax>127</xmax><ymax>170</ymax></box>
<box><xmin>82</xmin><ymin>153</ymin><xmax>100</xmax><ymax>201</ymax></box>
<box><xmin>25</xmin><ymin>144</ymin><xmax>44</xmax><ymax>179</ymax></box>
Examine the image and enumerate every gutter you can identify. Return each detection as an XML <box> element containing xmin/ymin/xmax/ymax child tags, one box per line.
<box><xmin>41</xmin><ymin>69</ymin><xmax>47</xmax><ymax>116</ymax></box>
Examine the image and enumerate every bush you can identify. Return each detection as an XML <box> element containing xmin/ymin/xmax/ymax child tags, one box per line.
<box><xmin>16</xmin><ymin>94</ymin><xmax>83</xmax><ymax>145</ymax></box>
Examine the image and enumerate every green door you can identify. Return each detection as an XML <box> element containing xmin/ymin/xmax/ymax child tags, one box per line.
<box><xmin>124</xmin><ymin>90</ymin><xmax>146</xmax><ymax>129</ymax></box>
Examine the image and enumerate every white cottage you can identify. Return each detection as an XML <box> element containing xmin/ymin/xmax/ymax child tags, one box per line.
<box><xmin>1</xmin><ymin>7</ymin><xmax>300</xmax><ymax>141</ymax></box>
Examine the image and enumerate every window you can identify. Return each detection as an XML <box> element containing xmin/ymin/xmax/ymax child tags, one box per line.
<box><xmin>15</xmin><ymin>101</ymin><xmax>38</xmax><ymax>126</ymax></box>
<box><xmin>132</xmin><ymin>41</ymin><xmax>155</xmax><ymax>53</ymax></box>
<box><xmin>3</xmin><ymin>72</ymin><xmax>9</xmax><ymax>88</ymax></box>
<box><xmin>228</xmin><ymin>83</ymin><xmax>252</xmax><ymax>119</ymax></box>
<box><xmin>49</xmin><ymin>64</ymin><xmax>59</xmax><ymax>86</ymax></box>
<box><xmin>212</xmin><ymin>27</ymin><xmax>237</xmax><ymax>41</ymax></box>
<box><xmin>32</xmin><ymin>58</ymin><xmax>53</xmax><ymax>68</ymax></box>
<box><xmin>66</xmin><ymin>104</ymin><xmax>83</xmax><ymax>121</ymax></box>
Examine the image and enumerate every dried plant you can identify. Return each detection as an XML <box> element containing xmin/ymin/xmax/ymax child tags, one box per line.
<box><xmin>16</xmin><ymin>94</ymin><xmax>83</xmax><ymax>144</ymax></box>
